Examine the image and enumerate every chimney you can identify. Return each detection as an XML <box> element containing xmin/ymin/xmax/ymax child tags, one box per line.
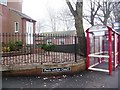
<box><xmin>7</xmin><ymin>0</ymin><xmax>23</xmax><ymax>12</ymax></box>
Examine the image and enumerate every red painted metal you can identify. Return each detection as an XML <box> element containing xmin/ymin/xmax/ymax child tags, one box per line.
<box><xmin>86</xmin><ymin>29</ymin><xmax>90</xmax><ymax>70</ymax></box>
<box><xmin>118</xmin><ymin>35</ymin><xmax>120</xmax><ymax>64</ymax></box>
<box><xmin>114</xmin><ymin>33</ymin><xmax>118</xmax><ymax>69</ymax></box>
<box><xmin>86</xmin><ymin>25</ymin><xmax>120</xmax><ymax>75</ymax></box>
<box><xmin>112</xmin><ymin>32</ymin><xmax>119</xmax><ymax>70</ymax></box>
<box><xmin>113</xmin><ymin>33</ymin><xmax>116</xmax><ymax>70</ymax></box>
<box><xmin>107</xmin><ymin>26</ymin><xmax>112</xmax><ymax>75</ymax></box>
<box><xmin>116</xmin><ymin>34</ymin><xmax>119</xmax><ymax>68</ymax></box>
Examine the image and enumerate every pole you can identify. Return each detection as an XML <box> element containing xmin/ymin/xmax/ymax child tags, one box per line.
<box><xmin>118</xmin><ymin>35</ymin><xmax>120</xmax><ymax>65</ymax></box>
<box><xmin>107</xmin><ymin>26</ymin><xmax>112</xmax><ymax>75</ymax></box>
<box><xmin>86</xmin><ymin>29</ymin><xmax>90</xmax><ymax>70</ymax></box>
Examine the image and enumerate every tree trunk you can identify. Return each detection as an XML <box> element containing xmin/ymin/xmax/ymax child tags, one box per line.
<box><xmin>91</xmin><ymin>15</ymin><xmax>94</xmax><ymax>26</ymax></box>
<box><xmin>66</xmin><ymin>0</ymin><xmax>86</xmax><ymax>57</ymax></box>
<box><xmin>75</xmin><ymin>16</ymin><xmax>86</xmax><ymax>56</ymax></box>
<box><xmin>103</xmin><ymin>18</ymin><xmax>108</xmax><ymax>26</ymax></box>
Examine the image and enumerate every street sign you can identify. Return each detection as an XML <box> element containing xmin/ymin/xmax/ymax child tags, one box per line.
<box><xmin>42</xmin><ymin>67</ymin><xmax>71</xmax><ymax>73</ymax></box>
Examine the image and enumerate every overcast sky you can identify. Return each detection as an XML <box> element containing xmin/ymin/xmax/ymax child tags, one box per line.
<box><xmin>22</xmin><ymin>0</ymin><xmax>91</xmax><ymax>32</ymax></box>
<box><xmin>22</xmin><ymin>0</ymin><xmax>67</xmax><ymax>20</ymax></box>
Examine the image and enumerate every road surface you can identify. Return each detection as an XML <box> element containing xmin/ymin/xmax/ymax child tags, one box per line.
<box><xmin>2</xmin><ymin>66</ymin><xmax>119</xmax><ymax>89</ymax></box>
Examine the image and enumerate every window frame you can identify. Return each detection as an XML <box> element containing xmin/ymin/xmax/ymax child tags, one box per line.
<box><xmin>15</xmin><ymin>22</ymin><xmax>19</xmax><ymax>32</ymax></box>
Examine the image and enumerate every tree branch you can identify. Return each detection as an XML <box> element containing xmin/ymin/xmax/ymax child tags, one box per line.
<box><xmin>97</xmin><ymin>15</ymin><xmax>104</xmax><ymax>24</ymax></box>
<box><xmin>83</xmin><ymin>16</ymin><xmax>91</xmax><ymax>24</ymax></box>
<box><xmin>65</xmin><ymin>0</ymin><xmax>76</xmax><ymax>17</ymax></box>
<box><xmin>93</xmin><ymin>2</ymin><xmax>101</xmax><ymax>16</ymax></box>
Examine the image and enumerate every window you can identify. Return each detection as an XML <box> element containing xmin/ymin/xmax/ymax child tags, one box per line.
<box><xmin>15</xmin><ymin>22</ymin><xmax>19</xmax><ymax>32</ymax></box>
<box><xmin>0</xmin><ymin>0</ymin><xmax>7</xmax><ymax>5</ymax></box>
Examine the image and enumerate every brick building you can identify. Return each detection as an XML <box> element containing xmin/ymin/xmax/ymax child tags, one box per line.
<box><xmin>0</xmin><ymin>0</ymin><xmax>36</xmax><ymax>44</ymax></box>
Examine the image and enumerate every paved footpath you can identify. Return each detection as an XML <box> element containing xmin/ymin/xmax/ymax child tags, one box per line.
<box><xmin>2</xmin><ymin>66</ymin><xmax>119</xmax><ymax>89</ymax></box>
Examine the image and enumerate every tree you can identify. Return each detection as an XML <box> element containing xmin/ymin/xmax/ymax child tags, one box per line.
<box><xmin>47</xmin><ymin>7</ymin><xmax>58</xmax><ymax>32</ymax></box>
<box><xmin>113</xmin><ymin>1</ymin><xmax>120</xmax><ymax>22</ymax></box>
<box><xmin>65</xmin><ymin>0</ymin><xmax>86</xmax><ymax>56</ymax></box>
<box><xmin>84</xmin><ymin>0</ymin><xmax>101</xmax><ymax>26</ymax></box>
<box><xmin>36</xmin><ymin>19</ymin><xmax>47</xmax><ymax>33</ymax></box>
<box><xmin>57</xmin><ymin>8</ymin><xmax>75</xmax><ymax>31</ymax></box>
<box><xmin>97</xmin><ymin>0</ymin><xmax>113</xmax><ymax>26</ymax></box>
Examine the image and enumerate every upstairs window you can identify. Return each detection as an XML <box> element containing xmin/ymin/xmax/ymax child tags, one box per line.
<box><xmin>15</xmin><ymin>22</ymin><xmax>19</xmax><ymax>32</ymax></box>
<box><xmin>0</xmin><ymin>0</ymin><xmax>7</xmax><ymax>5</ymax></box>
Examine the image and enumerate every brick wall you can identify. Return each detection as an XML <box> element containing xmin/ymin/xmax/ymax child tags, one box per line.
<box><xmin>2</xmin><ymin>60</ymin><xmax>86</xmax><ymax>76</ymax></box>
<box><xmin>2</xmin><ymin>5</ymin><xmax>9</xmax><ymax>33</ymax></box>
<box><xmin>9</xmin><ymin>9</ymin><xmax>22</xmax><ymax>33</ymax></box>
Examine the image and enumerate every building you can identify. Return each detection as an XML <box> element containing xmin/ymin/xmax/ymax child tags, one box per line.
<box><xmin>0</xmin><ymin>0</ymin><xmax>36</xmax><ymax>44</ymax></box>
<box><xmin>35</xmin><ymin>30</ymin><xmax>77</xmax><ymax>45</ymax></box>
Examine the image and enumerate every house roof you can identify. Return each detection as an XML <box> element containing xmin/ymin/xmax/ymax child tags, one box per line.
<box><xmin>9</xmin><ymin>8</ymin><xmax>36</xmax><ymax>22</ymax></box>
<box><xmin>42</xmin><ymin>30</ymin><xmax>77</xmax><ymax>36</ymax></box>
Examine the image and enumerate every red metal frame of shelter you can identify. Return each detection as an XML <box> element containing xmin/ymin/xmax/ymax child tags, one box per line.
<box><xmin>86</xmin><ymin>25</ymin><xmax>120</xmax><ymax>75</ymax></box>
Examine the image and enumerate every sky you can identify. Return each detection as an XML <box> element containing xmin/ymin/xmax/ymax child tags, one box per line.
<box><xmin>22</xmin><ymin>0</ymin><xmax>91</xmax><ymax>32</ymax></box>
<box><xmin>22</xmin><ymin>0</ymin><xmax>67</xmax><ymax>20</ymax></box>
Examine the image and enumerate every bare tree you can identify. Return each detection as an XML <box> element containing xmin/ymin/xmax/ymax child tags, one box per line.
<box><xmin>36</xmin><ymin>19</ymin><xmax>47</xmax><ymax>33</ymax></box>
<box><xmin>97</xmin><ymin>0</ymin><xmax>113</xmax><ymax>26</ymax></box>
<box><xmin>57</xmin><ymin>8</ymin><xmax>75</xmax><ymax>31</ymax></box>
<box><xmin>84</xmin><ymin>0</ymin><xmax>101</xmax><ymax>26</ymax></box>
<box><xmin>113</xmin><ymin>1</ymin><xmax>120</xmax><ymax>22</ymax></box>
<box><xmin>45</xmin><ymin>5</ymin><xmax>74</xmax><ymax>32</ymax></box>
<box><xmin>65</xmin><ymin>0</ymin><xmax>86</xmax><ymax>56</ymax></box>
<box><xmin>47</xmin><ymin>7</ymin><xmax>58</xmax><ymax>32</ymax></box>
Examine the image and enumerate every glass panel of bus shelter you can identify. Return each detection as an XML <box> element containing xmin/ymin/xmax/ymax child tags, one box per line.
<box><xmin>89</xmin><ymin>30</ymin><xmax>110</xmax><ymax>69</ymax></box>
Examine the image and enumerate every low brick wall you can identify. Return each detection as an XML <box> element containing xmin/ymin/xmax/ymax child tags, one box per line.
<box><xmin>2</xmin><ymin>59</ymin><xmax>86</xmax><ymax>76</ymax></box>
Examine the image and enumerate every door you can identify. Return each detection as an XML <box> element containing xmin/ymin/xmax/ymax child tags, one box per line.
<box><xmin>26</xmin><ymin>21</ymin><xmax>33</xmax><ymax>44</ymax></box>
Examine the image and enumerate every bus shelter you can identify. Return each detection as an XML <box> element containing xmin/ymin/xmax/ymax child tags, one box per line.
<box><xmin>86</xmin><ymin>25</ymin><xmax>120</xmax><ymax>75</ymax></box>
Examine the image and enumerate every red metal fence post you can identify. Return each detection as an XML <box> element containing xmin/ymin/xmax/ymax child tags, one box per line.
<box><xmin>86</xmin><ymin>29</ymin><xmax>90</xmax><ymax>70</ymax></box>
<box><xmin>107</xmin><ymin>27</ymin><xmax>112</xmax><ymax>75</ymax></box>
<box><xmin>118</xmin><ymin>35</ymin><xmax>120</xmax><ymax>65</ymax></box>
<box><xmin>113</xmin><ymin>32</ymin><xmax>115</xmax><ymax>70</ymax></box>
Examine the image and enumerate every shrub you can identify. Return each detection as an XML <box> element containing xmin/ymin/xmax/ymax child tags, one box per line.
<box><xmin>38</xmin><ymin>44</ymin><xmax>55</xmax><ymax>51</ymax></box>
<box><xmin>2</xmin><ymin>47</ymin><xmax>10</xmax><ymax>52</ymax></box>
<box><xmin>15</xmin><ymin>41</ymin><xmax>23</xmax><ymax>50</ymax></box>
<box><xmin>9</xmin><ymin>41</ymin><xmax>16</xmax><ymax>51</ymax></box>
<box><xmin>5</xmin><ymin>41</ymin><xmax>23</xmax><ymax>51</ymax></box>
<box><xmin>15</xmin><ymin>41</ymin><xmax>22</xmax><ymax>46</ymax></box>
